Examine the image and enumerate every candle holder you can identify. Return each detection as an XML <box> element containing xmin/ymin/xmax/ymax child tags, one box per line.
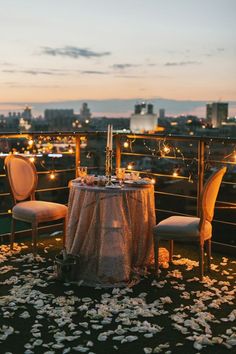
<box><xmin>105</xmin><ymin>147</ymin><xmax>113</xmax><ymax>186</ymax></box>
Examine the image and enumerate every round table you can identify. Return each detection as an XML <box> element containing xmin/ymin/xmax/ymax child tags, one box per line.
<box><xmin>66</xmin><ymin>181</ymin><xmax>156</xmax><ymax>287</ymax></box>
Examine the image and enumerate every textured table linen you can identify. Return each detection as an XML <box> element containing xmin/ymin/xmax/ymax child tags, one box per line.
<box><xmin>66</xmin><ymin>182</ymin><xmax>156</xmax><ymax>287</ymax></box>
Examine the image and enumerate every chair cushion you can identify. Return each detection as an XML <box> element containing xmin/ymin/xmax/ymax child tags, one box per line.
<box><xmin>153</xmin><ymin>216</ymin><xmax>212</xmax><ymax>240</ymax></box>
<box><xmin>12</xmin><ymin>200</ymin><xmax>68</xmax><ymax>224</ymax></box>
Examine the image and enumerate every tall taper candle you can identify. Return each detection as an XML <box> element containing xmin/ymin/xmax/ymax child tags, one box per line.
<box><xmin>110</xmin><ymin>125</ymin><xmax>113</xmax><ymax>150</ymax></box>
<box><xmin>106</xmin><ymin>124</ymin><xmax>110</xmax><ymax>148</ymax></box>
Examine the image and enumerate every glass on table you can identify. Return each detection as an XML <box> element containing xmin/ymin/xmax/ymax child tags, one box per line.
<box><xmin>85</xmin><ymin>174</ymin><xmax>95</xmax><ymax>186</ymax></box>
<box><xmin>97</xmin><ymin>175</ymin><xmax>107</xmax><ymax>187</ymax></box>
<box><xmin>116</xmin><ymin>167</ymin><xmax>126</xmax><ymax>185</ymax></box>
<box><xmin>130</xmin><ymin>171</ymin><xmax>140</xmax><ymax>181</ymax></box>
<box><xmin>77</xmin><ymin>166</ymin><xmax>88</xmax><ymax>184</ymax></box>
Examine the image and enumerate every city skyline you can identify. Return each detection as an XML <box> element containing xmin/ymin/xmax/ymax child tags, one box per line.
<box><xmin>1</xmin><ymin>0</ymin><xmax>236</xmax><ymax>116</ymax></box>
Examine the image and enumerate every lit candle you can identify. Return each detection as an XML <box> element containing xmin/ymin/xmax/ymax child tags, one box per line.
<box><xmin>110</xmin><ymin>125</ymin><xmax>113</xmax><ymax>150</ymax></box>
<box><xmin>106</xmin><ymin>124</ymin><xmax>110</xmax><ymax>149</ymax></box>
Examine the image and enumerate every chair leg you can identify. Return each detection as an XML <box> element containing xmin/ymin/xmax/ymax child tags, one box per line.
<box><xmin>10</xmin><ymin>218</ymin><xmax>16</xmax><ymax>250</ymax></box>
<box><xmin>62</xmin><ymin>217</ymin><xmax>67</xmax><ymax>248</ymax></box>
<box><xmin>169</xmin><ymin>240</ymin><xmax>174</xmax><ymax>263</ymax></box>
<box><xmin>32</xmin><ymin>222</ymin><xmax>38</xmax><ymax>257</ymax></box>
<box><xmin>199</xmin><ymin>243</ymin><xmax>204</xmax><ymax>281</ymax></box>
<box><xmin>153</xmin><ymin>235</ymin><xmax>160</xmax><ymax>277</ymax></box>
<box><xmin>206</xmin><ymin>239</ymin><xmax>211</xmax><ymax>271</ymax></box>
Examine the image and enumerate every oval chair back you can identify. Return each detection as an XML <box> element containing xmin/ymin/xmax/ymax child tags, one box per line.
<box><xmin>4</xmin><ymin>154</ymin><xmax>38</xmax><ymax>203</ymax></box>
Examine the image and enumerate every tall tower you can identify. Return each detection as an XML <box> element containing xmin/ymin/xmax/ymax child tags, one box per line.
<box><xmin>206</xmin><ymin>102</ymin><xmax>228</xmax><ymax>127</ymax></box>
<box><xmin>159</xmin><ymin>109</ymin><xmax>165</xmax><ymax>119</ymax></box>
<box><xmin>80</xmin><ymin>102</ymin><xmax>91</xmax><ymax>122</ymax></box>
<box><xmin>22</xmin><ymin>105</ymin><xmax>32</xmax><ymax>120</ymax></box>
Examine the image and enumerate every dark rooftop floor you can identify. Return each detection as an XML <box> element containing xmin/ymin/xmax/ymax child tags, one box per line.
<box><xmin>0</xmin><ymin>235</ymin><xmax>235</xmax><ymax>354</ymax></box>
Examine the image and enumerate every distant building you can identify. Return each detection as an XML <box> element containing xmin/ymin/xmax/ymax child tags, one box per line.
<box><xmin>130</xmin><ymin>102</ymin><xmax>157</xmax><ymax>133</ymax></box>
<box><xmin>22</xmin><ymin>106</ymin><xmax>32</xmax><ymax>120</ymax></box>
<box><xmin>80</xmin><ymin>103</ymin><xmax>91</xmax><ymax>122</ymax></box>
<box><xmin>44</xmin><ymin>109</ymin><xmax>74</xmax><ymax>130</ymax></box>
<box><xmin>206</xmin><ymin>102</ymin><xmax>228</xmax><ymax>128</ymax></box>
<box><xmin>159</xmin><ymin>108</ymin><xmax>165</xmax><ymax>119</ymax></box>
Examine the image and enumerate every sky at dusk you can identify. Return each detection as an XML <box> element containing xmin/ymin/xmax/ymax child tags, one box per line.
<box><xmin>0</xmin><ymin>0</ymin><xmax>236</xmax><ymax>116</ymax></box>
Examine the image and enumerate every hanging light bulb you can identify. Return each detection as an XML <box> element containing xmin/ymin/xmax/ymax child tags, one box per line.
<box><xmin>49</xmin><ymin>171</ymin><xmax>56</xmax><ymax>180</ymax></box>
<box><xmin>172</xmin><ymin>170</ymin><xmax>179</xmax><ymax>177</ymax></box>
<box><xmin>127</xmin><ymin>163</ymin><xmax>133</xmax><ymax>170</ymax></box>
<box><xmin>151</xmin><ymin>178</ymin><xmax>156</xmax><ymax>184</ymax></box>
<box><xmin>29</xmin><ymin>157</ymin><xmax>35</xmax><ymax>163</ymax></box>
<box><xmin>123</xmin><ymin>141</ymin><xmax>129</xmax><ymax>148</ymax></box>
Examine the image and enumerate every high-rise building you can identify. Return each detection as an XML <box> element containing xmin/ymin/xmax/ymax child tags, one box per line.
<box><xmin>159</xmin><ymin>109</ymin><xmax>165</xmax><ymax>119</ymax></box>
<box><xmin>130</xmin><ymin>102</ymin><xmax>157</xmax><ymax>132</ymax></box>
<box><xmin>44</xmin><ymin>109</ymin><xmax>74</xmax><ymax>130</ymax></box>
<box><xmin>22</xmin><ymin>105</ymin><xmax>32</xmax><ymax>120</ymax></box>
<box><xmin>206</xmin><ymin>102</ymin><xmax>228</xmax><ymax>127</ymax></box>
<box><xmin>80</xmin><ymin>102</ymin><xmax>91</xmax><ymax>122</ymax></box>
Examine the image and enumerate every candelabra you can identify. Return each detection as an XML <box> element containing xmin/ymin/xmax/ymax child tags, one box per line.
<box><xmin>105</xmin><ymin>147</ymin><xmax>113</xmax><ymax>186</ymax></box>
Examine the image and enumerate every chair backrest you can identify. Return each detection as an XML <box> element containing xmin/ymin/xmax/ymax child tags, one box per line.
<box><xmin>4</xmin><ymin>154</ymin><xmax>38</xmax><ymax>203</ymax></box>
<box><xmin>201</xmin><ymin>167</ymin><xmax>226</xmax><ymax>223</ymax></box>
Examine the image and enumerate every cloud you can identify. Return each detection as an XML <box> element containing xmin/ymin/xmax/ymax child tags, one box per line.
<box><xmin>2</xmin><ymin>70</ymin><xmax>64</xmax><ymax>75</ymax></box>
<box><xmin>164</xmin><ymin>61</ymin><xmax>201</xmax><ymax>66</ymax></box>
<box><xmin>2</xmin><ymin>69</ymin><xmax>66</xmax><ymax>76</ymax></box>
<box><xmin>205</xmin><ymin>48</ymin><xmax>225</xmax><ymax>57</ymax></box>
<box><xmin>114</xmin><ymin>74</ymin><xmax>142</xmax><ymax>79</ymax></box>
<box><xmin>112</xmin><ymin>63</ymin><xmax>139</xmax><ymax>70</ymax></box>
<box><xmin>80</xmin><ymin>70</ymin><xmax>109</xmax><ymax>75</ymax></box>
<box><xmin>4</xmin><ymin>82</ymin><xmax>61</xmax><ymax>88</ymax></box>
<box><xmin>41</xmin><ymin>46</ymin><xmax>111</xmax><ymax>59</ymax></box>
<box><xmin>0</xmin><ymin>61</ymin><xmax>13</xmax><ymax>66</ymax></box>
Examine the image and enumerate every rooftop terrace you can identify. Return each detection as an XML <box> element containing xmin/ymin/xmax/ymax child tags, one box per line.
<box><xmin>0</xmin><ymin>131</ymin><xmax>235</xmax><ymax>353</ymax></box>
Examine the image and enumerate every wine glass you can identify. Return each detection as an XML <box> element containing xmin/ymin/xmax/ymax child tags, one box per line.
<box><xmin>116</xmin><ymin>167</ymin><xmax>126</xmax><ymax>186</ymax></box>
<box><xmin>77</xmin><ymin>167</ymin><xmax>88</xmax><ymax>184</ymax></box>
<box><xmin>131</xmin><ymin>171</ymin><xmax>140</xmax><ymax>181</ymax></box>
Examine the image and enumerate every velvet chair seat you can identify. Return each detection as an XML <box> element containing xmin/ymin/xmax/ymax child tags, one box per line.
<box><xmin>153</xmin><ymin>216</ymin><xmax>212</xmax><ymax>241</ymax></box>
<box><xmin>13</xmin><ymin>200</ymin><xmax>67</xmax><ymax>224</ymax></box>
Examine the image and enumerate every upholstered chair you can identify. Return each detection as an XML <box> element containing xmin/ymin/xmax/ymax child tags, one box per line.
<box><xmin>153</xmin><ymin>167</ymin><xmax>226</xmax><ymax>280</ymax></box>
<box><xmin>4</xmin><ymin>154</ymin><xmax>68</xmax><ymax>255</ymax></box>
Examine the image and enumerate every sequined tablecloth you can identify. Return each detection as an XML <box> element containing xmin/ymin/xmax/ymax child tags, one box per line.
<box><xmin>66</xmin><ymin>182</ymin><xmax>156</xmax><ymax>287</ymax></box>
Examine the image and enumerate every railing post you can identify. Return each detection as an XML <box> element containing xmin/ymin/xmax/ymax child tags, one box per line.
<box><xmin>115</xmin><ymin>134</ymin><xmax>121</xmax><ymax>169</ymax></box>
<box><xmin>197</xmin><ymin>139</ymin><xmax>205</xmax><ymax>217</ymax></box>
<box><xmin>75</xmin><ymin>135</ymin><xmax>81</xmax><ymax>178</ymax></box>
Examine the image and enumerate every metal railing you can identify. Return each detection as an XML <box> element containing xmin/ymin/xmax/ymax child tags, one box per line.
<box><xmin>0</xmin><ymin>131</ymin><xmax>235</xmax><ymax>249</ymax></box>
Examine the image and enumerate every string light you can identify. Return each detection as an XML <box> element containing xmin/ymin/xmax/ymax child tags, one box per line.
<box><xmin>127</xmin><ymin>163</ymin><xmax>133</xmax><ymax>170</ymax></box>
<box><xmin>49</xmin><ymin>171</ymin><xmax>56</xmax><ymax>180</ymax></box>
<box><xmin>6</xmin><ymin>134</ymin><xmax>235</xmax><ymax>186</ymax></box>
<box><xmin>123</xmin><ymin>136</ymin><xmax>136</xmax><ymax>152</ymax></box>
<box><xmin>163</xmin><ymin>145</ymin><xmax>170</xmax><ymax>154</ymax></box>
<box><xmin>172</xmin><ymin>170</ymin><xmax>179</xmax><ymax>178</ymax></box>
<box><xmin>151</xmin><ymin>178</ymin><xmax>156</xmax><ymax>184</ymax></box>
